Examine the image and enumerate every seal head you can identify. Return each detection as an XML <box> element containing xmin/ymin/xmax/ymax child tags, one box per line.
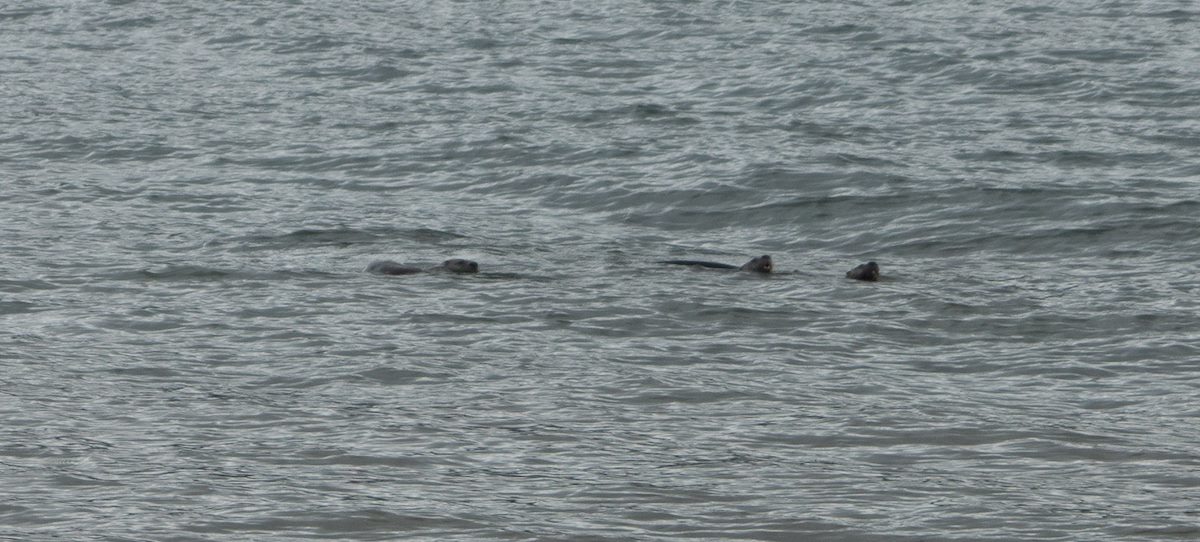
<box><xmin>739</xmin><ymin>255</ymin><xmax>773</xmax><ymax>273</ymax></box>
<box><xmin>439</xmin><ymin>258</ymin><xmax>479</xmax><ymax>273</ymax></box>
<box><xmin>845</xmin><ymin>261</ymin><xmax>880</xmax><ymax>281</ymax></box>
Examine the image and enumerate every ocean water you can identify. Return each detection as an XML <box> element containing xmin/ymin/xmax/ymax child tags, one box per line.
<box><xmin>3</xmin><ymin>0</ymin><xmax>1199</xmax><ymax>540</ymax></box>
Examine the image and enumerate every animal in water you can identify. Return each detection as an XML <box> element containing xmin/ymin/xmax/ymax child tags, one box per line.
<box><xmin>366</xmin><ymin>258</ymin><xmax>479</xmax><ymax>275</ymax></box>
<box><xmin>660</xmin><ymin>254</ymin><xmax>773</xmax><ymax>273</ymax></box>
<box><xmin>845</xmin><ymin>261</ymin><xmax>880</xmax><ymax>281</ymax></box>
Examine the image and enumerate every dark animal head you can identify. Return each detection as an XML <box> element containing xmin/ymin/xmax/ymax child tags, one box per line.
<box><xmin>847</xmin><ymin>261</ymin><xmax>880</xmax><ymax>281</ymax></box>
<box><xmin>442</xmin><ymin>259</ymin><xmax>479</xmax><ymax>273</ymax></box>
<box><xmin>740</xmin><ymin>255</ymin><xmax>773</xmax><ymax>273</ymax></box>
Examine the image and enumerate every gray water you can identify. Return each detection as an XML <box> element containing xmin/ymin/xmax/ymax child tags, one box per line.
<box><xmin>3</xmin><ymin>1</ymin><xmax>1199</xmax><ymax>540</ymax></box>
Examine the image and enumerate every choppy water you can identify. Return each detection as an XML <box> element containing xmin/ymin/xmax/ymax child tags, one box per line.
<box><xmin>3</xmin><ymin>1</ymin><xmax>1200</xmax><ymax>540</ymax></box>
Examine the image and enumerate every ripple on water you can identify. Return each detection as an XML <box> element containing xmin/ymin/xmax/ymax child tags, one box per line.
<box><xmin>3</xmin><ymin>0</ymin><xmax>1200</xmax><ymax>541</ymax></box>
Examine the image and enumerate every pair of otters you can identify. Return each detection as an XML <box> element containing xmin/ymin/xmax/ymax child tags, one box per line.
<box><xmin>367</xmin><ymin>255</ymin><xmax>881</xmax><ymax>281</ymax></box>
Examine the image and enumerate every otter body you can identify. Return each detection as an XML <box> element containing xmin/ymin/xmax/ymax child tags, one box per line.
<box><xmin>660</xmin><ymin>255</ymin><xmax>773</xmax><ymax>274</ymax></box>
<box><xmin>367</xmin><ymin>258</ymin><xmax>479</xmax><ymax>275</ymax></box>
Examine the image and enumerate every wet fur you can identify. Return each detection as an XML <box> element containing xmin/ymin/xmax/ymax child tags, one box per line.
<box><xmin>661</xmin><ymin>255</ymin><xmax>773</xmax><ymax>274</ymax></box>
<box><xmin>845</xmin><ymin>261</ymin><xmax>880</xmax><ymax>281</ymax></box>
<box><xmin>367</xmin><ymin>259</ymin><xmax>479</xmax><ymax>275</ymax></box>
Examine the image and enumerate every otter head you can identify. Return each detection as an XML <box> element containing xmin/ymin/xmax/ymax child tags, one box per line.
<box><xmin>740</xmin><ymin>255</ymin><xmax>773</xmax><ymax>273</ymax></box>
<box><xmin>441</xmin><ymin>259</ymin><xmax>479</xmax><ymax>273</ymax></box>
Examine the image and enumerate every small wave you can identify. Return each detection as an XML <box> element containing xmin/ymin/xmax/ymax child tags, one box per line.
<box><xmin>285</xmin><ymin>64</ymin><xmax>415</xmax><ymax>83</ymax></box>
<box><xmin>96</xmin><ymin>16</ymin><xmax>157</xmax><ymax>30</ymax></box>
<box><xmin>0</xmin><ymin>7</ymin><xmax>54</xmax><ymax>21</ymax></box>
<box><xmin>211</xmin><ymin>227</ymin><xmax>466</xmax><ymax>252</ymax></box>
<box><xmin>0</xmin><ymin>300</ymin><xmax>38</xmax><ymax>315</ymax></box>
<box><xmin>356</xmin><ymin>366</ymin><xmax>452</xmax><ymax>384</ymax></box>
<box><xmin>954</xmin><ymin>148</ymin><xmax>1175</xmax><ymax>168</ymax></box>
<box><xmin>124</xmin><ymin>265</ymin><xmax>234</xmax><ymax>281</ymax></box>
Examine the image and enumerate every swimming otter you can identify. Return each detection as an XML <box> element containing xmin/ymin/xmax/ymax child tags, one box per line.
<box><xmin>366</xmin><ymin>258</ymin><xmax>479</xmax><ymax>275</ymax></box>
<box><xmin>845</xmin><ymin>261</ymin><xmax>880</xmax><ymax>281</ymax></box>
<box><xmin>660</xmin><ymin>255</ymin><xmax>773</xmax><ymax>273</ymax></box>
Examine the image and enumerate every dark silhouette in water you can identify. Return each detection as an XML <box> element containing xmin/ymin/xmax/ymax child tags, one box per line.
<box><xmin>660</xmin><ymin>255</ymin><xmax>773</xmax><ymax>273</ymax></box>
<box><xmin>367</xmin><ymin>258</ymin><xmax>479</xmax><ymax>275</ymax></box>
<box><xmin>845</xmin><ymin>261</ymin><xmax>880</xmax><ymax>281</ymax></box>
